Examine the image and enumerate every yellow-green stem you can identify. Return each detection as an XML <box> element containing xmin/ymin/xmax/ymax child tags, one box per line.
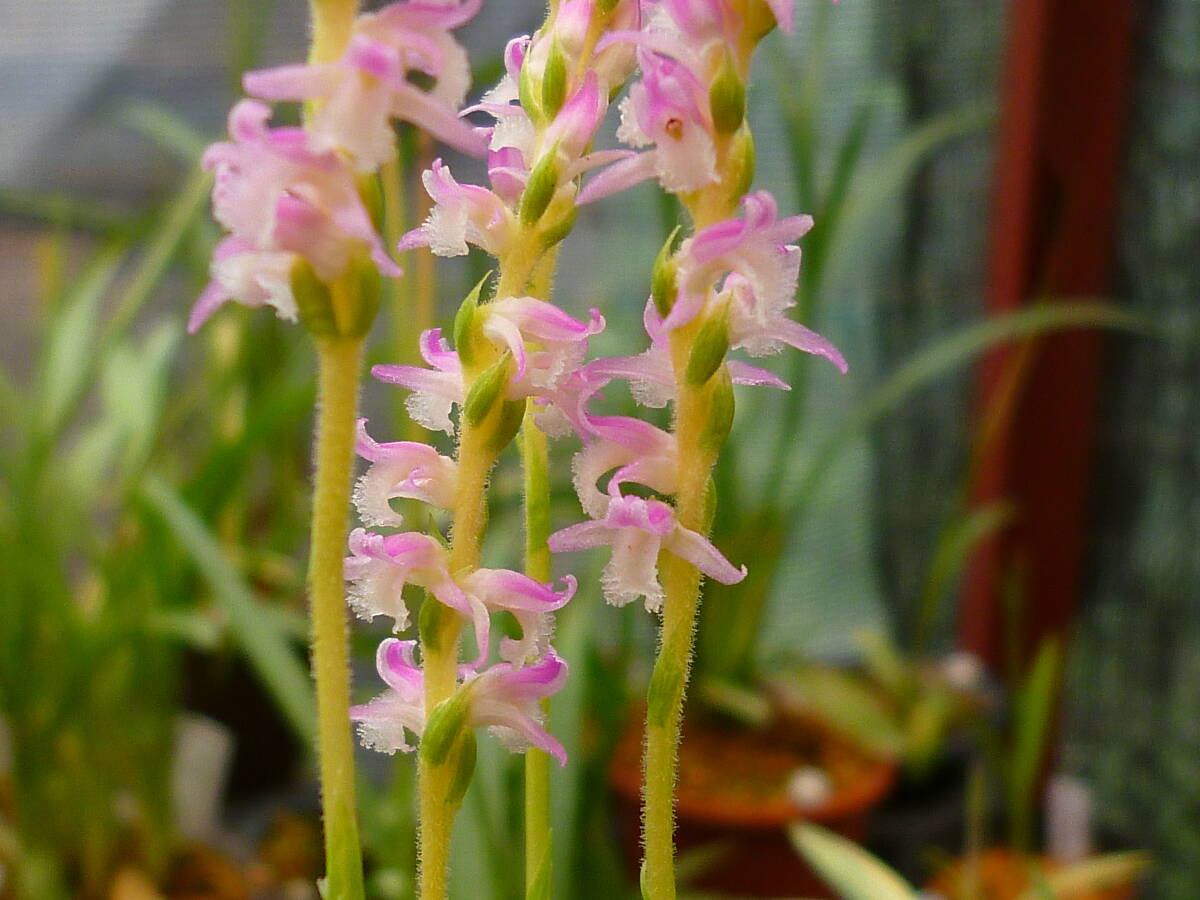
<box><xmin>310</xmin><ymin>337</ymin><xmax>367</xmax><ymax>900</ymax></box>
<box><xmin>307</xmin><ymin>0</ymin><xmax>359</xmax><ymax>65</ymax></box>
<box><xmin>642</xmin><ymin>369</ymin><xmax>718</xmax><ymax>900</ymax></box>
<box><xmin>642</xmin><ymin>180</ymin><xmax>740</xmax><ymax>898</ymax></box>
<box><xmin>521</xmin><ymin>408</ymin><xmax>554</xmax><ymax>895</ymax></box>
<box><xmin>418</xmin><ymin>420</ymin><xmax>496</xmax><ymax>900</ymax></box>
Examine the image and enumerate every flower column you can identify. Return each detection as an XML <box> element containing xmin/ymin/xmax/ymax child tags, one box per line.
<box><xmin>550</xmin><ymin>2</ymin><xmax>848</xmax><ymax>897</ymax></box>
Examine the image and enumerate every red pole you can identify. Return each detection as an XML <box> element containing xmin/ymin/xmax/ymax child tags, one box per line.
<box><xmin>961</xmin><ymin>0</ymin><xmax>1138</xmax><ymax>671</ymax></box>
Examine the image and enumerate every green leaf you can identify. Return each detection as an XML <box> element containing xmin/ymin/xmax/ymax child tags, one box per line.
<box><xmin>790</xmin><ymin>822</ymin><xmax>919</xmax><ymax>900</ymax></box>
<box><xmin>1014</xmin><ymin>851</ymin><xmax>1151</xmax><ymax>900</ymax></box>
<box><xmin>787</xmin><ymin>666</ymin><xmax>905</xmax><ymax>759</ymax></box>
<box><xmin>1009</xmin><ymin>638</ymin><xmax>1061</xmax><ymax>851</ymax></box>
<box><xmin>915</xmin><ymin>501</ymin><xmax>1016</xmax><ymax>654</ymax></box>
<box><xmin>142</xmin><ymin>475</ymin><xmax>316</xmax><ymax>742</ymax></box>
<box><xmin>117</xmin><ymin>101</ymin><xmax>209</xmax><ymax>162</ymax></box>
<box><xmin>786</xmin><ymin>302</ymin><xmax>1157</xmax><ymax>519</ymax></box>
<box><xmin>822</xmin><ymin>100</ymin><xmax>996</xmax><ymax>283</ymax></box>
<box><xmin>36</xmin><ymin>245</ymin><xmax>125</xmax><ymax>438</ymax></box>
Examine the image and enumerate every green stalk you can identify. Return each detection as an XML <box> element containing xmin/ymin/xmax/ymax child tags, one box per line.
<box><xmin>521</xmin><ymin>409</ymin><xmax>554</xmax><ymax>897</ymax></box>
<box><xmin>309</xmin><ymin>337</ymin><xmax>367</xmax><ymax>900</ymax></box>
<box><xmin>642</xmin><ymin>365</ymin><xmax>722</xmax><ymax>900</ymax></box>
<box><xmin>418</xmin><ymin>419</ymin><xmax>495</xmax><ymax>900</ymax></box>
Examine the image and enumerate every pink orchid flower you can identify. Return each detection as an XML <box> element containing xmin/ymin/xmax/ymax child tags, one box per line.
<box><xmin>352</xmin><ymin>642</ymin><xmax>570</xmax><ymax>765</ymax></box>
<box><xmin>571</xmin><ymin>416</ymin><xmax>679</xmax><ymax>518</ymax></box>
<box><xmin>374</xmin><ymin>329</ymin><xmax>464</xmax><ymax>434</ymax></box>
<box><xmin>464</xmin><ymin>652</ymin><xmax>569</xmax><ymax>765</ymax></box>
<box><xmin>352</xmin><ymin>419</ymin><xmax>458</xmax><ymax>526</ymax></box>
<box><xmin>189</xmin><ymin>237</ymin><xmax>298</xmax><ymax>333</ymax></box>
<box><xmin>345</xmin><ymin>528</ymin><xmax>491</xmax><ymax>663</ymax></box>
<box><xmin>548</xmin><ymin>492</ymin><xmax>746</xmax><ymax>612</ymax></box>
<box><xmin>461</xmin><ymin>570</ymin><xmax>577</xmax><ymax>663</ymax></box>
<box><xmin>351</xmin><ymin>639</ymin><xmax>428</xmax><ymax>753</ymax></box>
<box><xmin>200</xmin><ymin>99</ymin><xmax>398</xmax><ymax>281</ymax></box>
<box><xmin>244</xmin><ymin>1</ymin><xmax>487</xmax><ymax>171</ymax></box>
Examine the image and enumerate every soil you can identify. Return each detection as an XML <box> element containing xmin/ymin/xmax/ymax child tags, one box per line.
<box><xmin>610</xmin><ymin>708</ymin><xmax>896</xmax><ymax>897</ymax></box>
<box><xmin>926</xmin><ymin>849</ymin><xmax>1136</xmax><ymax>900</ymax></box>
<box><xmin>611</xmin><ymin>708</ymin><xmax>892</xmax><ymax>824</ymax></box>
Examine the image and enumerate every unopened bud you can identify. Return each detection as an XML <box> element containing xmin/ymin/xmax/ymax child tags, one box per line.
<box><xmin>520</xmin><ymin>152</ymin><xmax>561</xmax><ymax>227</ymax></box>
<box><xmin>702</xmin><ymin>367</ymin><xmax>736</xmax><ymax>454</ymax></box>
<box><xmin>453</xmin><ymin>273</ymin><xmax>492</xmax><ymax>366</ymax></box>
<box><xmin>464</xmin><ymin>352</ymin><xmax>515</xmax><ymax>428</ymax></box>
<box><xmin>541</xmin><ymin>40</ymin><xmax>569</xmax><ymax>120</ymax></box>
<box><xmin>487</xmin><ymin>399</ymin><xmax>527</xmax><ymax>455</ymax></box>
<box><xmin>445</xmin><ymin>730</ymin><xmax>478</xmax><ymax>806</ymax></box>
<box><xmin>519</xmin><ymin>57</ymin><xmax>542</xmax><ymax>124</ymax></box>
<box><xmin>727</xmin><ymin>128</ymin><xmax>757</xmax><ymax>205</ymax></box>
<box><xmin>421</xmin><ymin>691</ymin><xmax>473</xmax><ymax>767</ymax></box>
<box><xmin>651</xmin><ymin>227</ymin><xmax>682</xmax><ymax>317</ymax></box>
<box><xmin>538</xmin><ymin>205</ymin><xmax>580</xmax><ymax>250</ymax></box>
<box><xmin>291</xmin><ymin>259</ymin><xmax>337</xmax><ymax>337</ymax></box>
<box><xmin>685</xmin><ymin>303</ymin><xmax>732</xmax><ymax>385</ymax></box>
<box><xmin>343</xmin><ymin>256</ymin><xmax>382</xmax><ymax>338</ymax></box>
<box><xmin>419</xmin><ymin>596</ymin><xmax>448</xmax><ymax>653</ymax></box>
<box><xmin>709</xmin><ymin>55</ymin><xmax>746</xmax><ymax>135</ymax></box>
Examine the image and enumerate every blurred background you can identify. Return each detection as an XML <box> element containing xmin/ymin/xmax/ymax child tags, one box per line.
<box><xmin>0</xmin><ymin>0</ymin><xmax>1196</xmax><ymax>898</ymax></box>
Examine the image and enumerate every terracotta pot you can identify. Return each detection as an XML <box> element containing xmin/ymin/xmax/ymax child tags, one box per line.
<box><xmin>926</xmin><ymin>849</ymin><xmax>1137</xmax><ymax>900</ymax></box>
<box><xmin>609</xmin><ymin>709</ymin><xmax>897</xmax><ymax>897</ymax></box>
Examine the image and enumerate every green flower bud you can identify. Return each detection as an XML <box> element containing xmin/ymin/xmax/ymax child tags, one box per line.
<box><xmin>727</xmin><ymin>127</ymin><xmax>756</xmax><ymax>204</ymax></box>
<box><xmin>541</xmin><ymin>40</ymin><xmax>569</xmax><ymax>119</ymax></box>
<box><xmin>421</xmin><ymin>691</ymin><xmax>473</xmax><ymax>767</ymax></box>
<box><xmin>464</xmin><ymin>352</ymin><xmax>514</xmax><ymax>428</ymax></box>
<box><xmin>685</xmin><ymin>303</ymin><xmax>732</xmax><ymax>386</ymax></box>
<box><xmin>701</xmin><ymin>367</ymin><xmax>736</xmax><ymax>454</ymax></box>
<box><xmin>444</xmin><ymin>730</ymin><xmax>478</xmax><ymax>807</ymax></box>
<box><xmin>538</xmin><ymin>205</ymin><xmax>579</xmax><ymax>250</ymax></box>
<box><xmin>709</xmin><ymin>55</ymin><xmax>746</xmax><ymax>135</ymax></box>
<box><xmin>419</xmin><ymin>592</ymin><xmax>448</xmax><ymax>653</ymax></box>
<box><xmin>292</xmin><ymin>259</ymin><xmax>338</xmax><ymax>338</ymax></box>
<box><xmin>487</xmin><ymin>399</ymin><xmax>527</xmax><ymax>455</ymax></box>
<box><xmin>344</xmin><ymin>256</ymin><xmax>382</xmax><ymax>338</ymax></box>
<box><xmin>519</xmin><ymin>58</ymin><xmax>543</xmax><ymax>125</ymax></box>
<box><xmin>453</xmin><ymin>272</ymin><xmax>492</xmax><ymax>366</ymax></box>
<box><xmin>521</xmin><ymin>151</ymin><xmax>561</xmax><ymax>227</ymax></box>
<box><xmin>651</xmin><ymin>227</ymin><xmax>682</xmax><ymax>317</ymax></box>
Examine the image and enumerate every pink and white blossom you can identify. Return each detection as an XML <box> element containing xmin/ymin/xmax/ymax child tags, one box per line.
<box><xmin>244</xmin><ymin>1</ymin><xmax>487</xmax><ymax>171</ymax></box>
<box><xmin>345</xmin><ymin>528</ymin><xmax>491</xmax><ymax>662</ymax></box>
<box><xmin>464</xmin><ymin>652</ymin><xmax>569</xmax><ymax>765</ymax></box>
<box><xmin>351</xmin><ymin>639</ymin><xmax>427</xmax><ymax>753</ymax></box>
<box><xmin>201</xmin><ymin>100</ymin><xmax>398</xmax><ymax>281</ymax></box>
<box><xmin>399</xmin><ymin>159</ymin><xmax>517</xmax><ymax>258</ymax></box>
<box><xmin>548</xmin><ymin>493</ymin><xmax>746</xmax><ymax>611</ymax></box>
<box><xmin>352</xmin><ymin>642</ymin><xmax>570</xmax><ymax>764</ymax></box>
<box><xmin>374</xmin><ymin>329</ymin><xmax>464</xmax><ymax>434</ymax></box>
<box><xmin>353</xmin><ymin>419</ymin><xmax>458</xmax><ymax>526</ymax></box>
<box><xmin>189</xmin><ymin>237</ymin><xmax>298</xmax><ymax>333</ymax></box>
<box><xmin>571</xmin><ymin>416</ymin><xmax>678</xmax><ymax>517</ymax></box>
<box><xmin>461</xmin><ymin>570</ymin><xmax>576</xmax><ymax>663</ymax></box>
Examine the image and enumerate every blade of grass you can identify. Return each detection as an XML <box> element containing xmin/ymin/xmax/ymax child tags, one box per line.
<box><xmin>142</xmin><ymin>474</ymin><xmax>316</xmax><ymax>742</ymax></box>
<box><xmin>117</xmin><ymin>102</ymin><xmax>209</xmax><ymax>163</ymax></box>
<box><xmin>1008</xmin><ymin>638</ymin><xmax>1061</xmax><ymax>852</ymax></box>
<box><xmin>783</xmin><ymin>303</ymin><xmax>1157</xmax><ymax>522</ymax></box>
<box><xmin>35</xmin><ymin>244</ymin><xmax>126</xmax><ymax>439</ymax></box>
<box><xmin>790</xmin><ymin>822</ymin><xmax>919</xmax><ymax>900</ymax></box>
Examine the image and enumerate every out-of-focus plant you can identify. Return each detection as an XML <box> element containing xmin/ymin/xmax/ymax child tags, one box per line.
<box><xmin>0</xmin><ymin>12</ymin><xmax>324</xmax><ymax>890</ymax></box>
<box><xmin>791</xmin><ymin>822</ymin><xmax>1150</xmax><ymax>900</ymax></box>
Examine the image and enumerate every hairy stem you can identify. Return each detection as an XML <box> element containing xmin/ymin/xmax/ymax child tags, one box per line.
<box><xmin>309</xmin><ymin>337</ymin><xmax>367</xmax><ymax>900</ymax></box>
<box><xmin>521</xmin><ymin>408</ymin><xmax>554</xmax><ymax>895</ymax></box>
<box><xmin>418</xmin><ymin>420</ymin><xmax>495</xmax><ymax>900</ymax></box>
